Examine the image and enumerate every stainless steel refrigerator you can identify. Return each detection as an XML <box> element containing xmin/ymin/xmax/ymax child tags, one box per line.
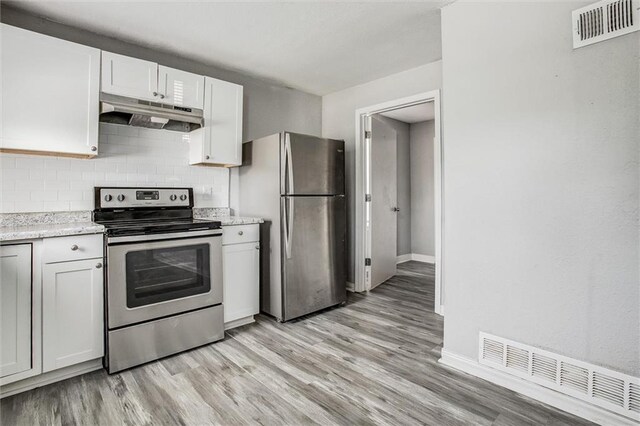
<box><xmin>239</xmin><ymin>132</ymin><xmax>346</xmax><ymax>322</ymax></box>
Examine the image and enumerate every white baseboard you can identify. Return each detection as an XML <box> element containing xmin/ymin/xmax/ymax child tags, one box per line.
<box><xmin>439</xmin><ymin>349</ymin><xmax>637</xmax><ymax>426</ymax></box>
<box><xmin>396</xmin><ymin>253</ymin><xmax>436</xmax><ymax>264</ymax></box>
<box><xmin>224</xmin><ymin>315</ymin><xmax>255</xmax><ymax>331</ymax></box>
<box><xmin>0</xmin><ymin>358</ymin><xmax>103</xmax><ymax>399</ymax></box>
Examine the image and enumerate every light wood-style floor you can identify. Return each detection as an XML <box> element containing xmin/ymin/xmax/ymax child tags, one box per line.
<box><xmin>1</xmin><ymin>261</ymin><xmax>594</xmax><ymax>425</ymax></box>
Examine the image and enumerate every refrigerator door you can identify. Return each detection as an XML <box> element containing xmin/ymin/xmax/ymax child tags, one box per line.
<box><xmin>281</xmin><ymin>132</ymin><xmax>345</xmax><ymax>196</ymax></box>
<box><xmin>281</xmin><ymin>195</ymin><xmax>346</xmax><ymax>321</ymax></box>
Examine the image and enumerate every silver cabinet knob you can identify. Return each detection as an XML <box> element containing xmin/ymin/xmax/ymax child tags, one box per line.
<box><xmin>96</xmin><ymin>262</ymin><xmax>103</xmax><ymax>269</ymax></box>
<box><xmin>90</xmin><ymin>145</ymin><xmax>97</xmax><ymax>152</ymax></box>
<box><xmin>71</xmin><ymin>245</ymin><xmax>79</xmax><ymax>251</ymax></box>
<box><xmin>180</xmin><ymin>194</ymin><xmax>187</xmax><ymax>201</ymax></box>
<box><xmin>159</xmin><ymin>94</ymin><xmax>166</xmax><ymax>99</ymax></box>
<box><xmin>238</xmin><ymin>230</ymin><xmax>244</xmax><ymax>235</ymax></box>
<box><xmin>117</xmin><ymin>194</ymin><xmax>125</xmax><ymax>202</ymax></box>
<box><xmin>255</xmin><ymin>245</ymin><xmax>260</xmax><ymax>250</ymax></box>
<box><xmin>104</xmin><ymin>194</ymin><xmax>113</xmax><ymax>202</ymax></box>
<box><xmin>392</xmin><ymin>207</ymin><xmax>400</xmax><ymax>212</ymax></box>
<box><xmin>205</xmin><ymin>155</ymin><xmax>210</xmax><ymax>160</ymax></box>
<box><xmin>153</xmin><ymin>92</ymin><xmax>158</xmax><ymax>97</ymax></box>
<box><xmin>170</xmin><ymin>194</ymin><xmax>177</xmax><ymax>201</ymax></box>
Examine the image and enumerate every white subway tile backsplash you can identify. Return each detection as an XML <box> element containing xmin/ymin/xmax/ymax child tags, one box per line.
<box><xmin>43</xmin><ymin>200</ymin><xmax>70</xmax><ymax>211</ymax></box>
<box><xmin>0</xmin><ymin>123</ymin><xmax>229</xmax><ymax>213</ymax></box>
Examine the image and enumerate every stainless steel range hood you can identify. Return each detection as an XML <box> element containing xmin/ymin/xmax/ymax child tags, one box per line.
<box><xmin>99</xmin><ymin>93</ymin><xmax>203</xmax><ymax>132</ymax></box>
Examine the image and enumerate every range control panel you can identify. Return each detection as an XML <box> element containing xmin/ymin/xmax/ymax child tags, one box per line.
<box><xmin>97</xmin><ymin>187</ymin><xmax>192</xmax><ymax>209</ymax></box>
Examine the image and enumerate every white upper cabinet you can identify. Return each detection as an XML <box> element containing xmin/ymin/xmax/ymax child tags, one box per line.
<box><xmin>189</xmin><ymin>77</ymin><xmax>243</xmax><ymax>167</ymax></box>
<box><xmin>0</xmin><ymin>24</ymin><xmax>100</xmax><ymax>157</ymax></box>
<box><xmin>158</xmin><ymin>65</ymin><xmax>205</xmax><ymax>109</ymax></box>
<box><xmin>102</xmin><ymin>53</ymin><xmax>205</xmax><ymax>110</ymax></box>
<box><xmin>101</xmin><ymin>51</ymin><xmax>158</xmax><ymax>102</ymax></box>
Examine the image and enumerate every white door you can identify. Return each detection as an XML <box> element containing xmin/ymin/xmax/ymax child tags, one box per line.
<box><xmin>42</xmin><ymin>258</ymin><xmax>104</xmax><ymax>372</ymax></box>
<box><xmin>370</xmin><ymin>116</ymin><xmax>398</xmax><ymax>288</ymax></box>
<box><xmin>158</xmin><ymin>65</ymin><xmax>205</xmax><ymax>109</ymax></box>
<box><xmin>101</xmin><ymin>51</ymin><xmax>158</xmax><ymax>102</ymax></box>
<box><xmin>0</xmin><ymin>245</ymin><xmax>32</xmax><ymax>378</ymax></box>
<box><xmin>1</xmin><ymin>24</ymin><xmax>100</xmax><ymax>156</ymax></box>
<box><xmin>223</xmin><ymin>242</ymin><xmax>260</xmax><ymax>323</ymax></box>
<box><xmin>202</xmin><ymin>76</ymin><xmax>243</xmax><ymax>166</ymax></box>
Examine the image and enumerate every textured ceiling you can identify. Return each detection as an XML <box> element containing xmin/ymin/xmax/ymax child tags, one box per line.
<box><xmin>5</xmin><ymin>1</ymin><xmax>446</xmax><ymax>95</ymax></box>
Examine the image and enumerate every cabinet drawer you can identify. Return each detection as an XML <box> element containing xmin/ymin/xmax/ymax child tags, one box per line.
<box><xmin>222</xmin><ymin>224</ymin><xmax>259</xmax><ymax>245</ymax></box>
<box><xmin>43</xmin><ymin>234</ymin><xmax>103</xmax><ymax>263</ymax></box>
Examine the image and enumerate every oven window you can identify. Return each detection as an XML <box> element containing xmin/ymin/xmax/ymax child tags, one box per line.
<box><xmin>125</xmin><ymin>243</ymin><xmax>210</xmax><ymax>308</ymax></box>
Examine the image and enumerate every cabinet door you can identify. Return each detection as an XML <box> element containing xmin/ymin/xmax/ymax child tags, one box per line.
<box><xmin>1</xmin><ymin>24</ymin><xmax>100</xmax><ymax>157</ymax></box>
<box><xmin>223</xmin><ymin>242</ymin><xmax>259</xmax><ymax>323</ymax></box>
<box><xmin>101</xmin><ymin>51</ymin><xmax>158</xmax><ymax>102</ymax></box>
<box><xmin>200</xmin><ymin>77</ymin><xmax>243</xmax><ymax>166</ymax></box>
<box><xmin>42</xmin><ymin>258</ymin><xmax>104</xmax><ymax>372</ymax></box>
<box><xmin>158</xmin><ymin>65</ymin><xmax>205</xmax><ymax>109</ymax></box>
<box><xmin>0</xmin><ymin>245</ymin><xmax>32</xmax><ymax>378</ymax></box>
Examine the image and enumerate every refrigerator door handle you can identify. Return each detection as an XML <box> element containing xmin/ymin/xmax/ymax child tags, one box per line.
<box><xmin>282</xmin><ymin>197</ymin><xmax>293</xmax><ymax>259</ymax></box>
<box><xmin>285</xmin><ymin>133</ymin><xmax>294</xmax><ymax>194</ymax></box>
<box><xmin>287</xmin><ymin>196</ymin><xmax>294</xmax><ymax>259</ymax></box>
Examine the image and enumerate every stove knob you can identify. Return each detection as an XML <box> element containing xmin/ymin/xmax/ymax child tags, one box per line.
<box><xmin>104</xmin><ymin>194</ymin><xmax>113</xmax><ymax>202</ymax></box>
<box><xmin>180</xmin><ymin>194</ymin><xmax>187</xmax><ymax>201</ymax></box>
<box><xmin>117</xmin><ymin>194</ymin><xmax>125</xmax><ymax>202</ymax></box>
<box><xmin>170</xmin><ymin>194</ymin><xmax>177</xmax><ymax>201</ymax></box>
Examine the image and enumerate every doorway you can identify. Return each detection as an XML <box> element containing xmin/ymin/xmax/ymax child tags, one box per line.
<box><xmin>354</xmin><ymin>91</ymin><xmax>443</xmax><ymax>315</ymax></box>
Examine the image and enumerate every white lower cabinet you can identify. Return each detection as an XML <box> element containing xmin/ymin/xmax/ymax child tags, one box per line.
<box><xmin>0</xmin><ymin>236</ymin><xmax>104</xmax><ymax>397</ymax></box>
<box><xmin>42</xmin><ymin>258</ymin><xmax>104</xmax><ymax>372</ymax></box>
<box><xmin>222</xmin><ymin>224</ymin><xmax>260</xmax><ymax>328</ymax></box>
<box><xmin>0</xmin><ymin>245</ymin><xmax>33</xmax><ymax>379</ymax></box>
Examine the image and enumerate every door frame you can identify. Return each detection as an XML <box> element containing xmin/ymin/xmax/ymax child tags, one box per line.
<box><xmin>354</xmin><ymin>90</ymin><xmax>444</xmax><ymax>315</ymax></box>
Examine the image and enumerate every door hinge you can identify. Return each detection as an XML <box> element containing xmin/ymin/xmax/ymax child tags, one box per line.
<box><xmin>365</xmin><ymin>258</ymin><xmax>371</xmax><ymax>266</ymax></box>
<box><xmin>364</xmin><ymin>130</ymin><xmax>372</xmax><ymax>139</ymax></box>
<box><xmin>365</xmin><ymin>194</ymin><xmax>371</xmax><ymax>202</ymax></box>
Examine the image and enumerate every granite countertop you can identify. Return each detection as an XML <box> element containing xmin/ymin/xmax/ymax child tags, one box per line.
<box><xmin>0</xmin><ymin>209</ymin><xmax>263</xmax><ymax>242</ymax></box>
<box><xmin>192</xmin><ymin>208</ymin><xmax>263</xmax><ymax>226</ymax></box>
<box><xmin>0</xmin><ymin>222</ymin><xmax>105</xmax><ymax>242</ymax></box>
<box><xmin>214</xmin><ymin>216</ymin><xmax>264</xmax><ymax>226</ymax></box>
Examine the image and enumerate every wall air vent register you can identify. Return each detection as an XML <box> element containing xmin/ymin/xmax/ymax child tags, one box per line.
<box><xmin>479</xmin><ymin>332</ymin><xmax>640</xmax><ymax>421</ymax></box>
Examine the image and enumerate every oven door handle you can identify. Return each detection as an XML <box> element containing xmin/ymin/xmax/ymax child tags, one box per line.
<box><xmin>108</xmin><ymin>229</ymin><xmax>222</xmax><ymax>244</ymax></box>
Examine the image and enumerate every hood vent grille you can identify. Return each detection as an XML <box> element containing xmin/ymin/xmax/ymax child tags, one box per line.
<box><xmin>479</xmin><ymin>332</ymin><xmax>640</xmax><ymax>421</ymax></box>
<box><xmin>99</xmin><ymin>93</ymin><xmax>203</xmax><ymax>132</ymax></box>
<box><xmin>573</xmin><ymin>0</ymin><xmax>639</xmax><ymax>48</ymax></box>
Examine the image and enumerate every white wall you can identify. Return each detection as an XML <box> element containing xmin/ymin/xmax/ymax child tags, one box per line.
<box><xmin>322</xmin><ymin>61</ymin><xmax>442</xmax><ymax>281</ymax></box>
<box><xmin>441</xmin><ymin>1</ymin><xmax>639</xmax><ymax>376</ymax></box>
<box><xmin>0</xmin><ymin>124</ymin><xmax>229</xmax><ymax>213</ymax></box>
<box><xmin>410</xmin><ymin>120</ymin><xmax>435</xmax><ymax>257</ymax></box>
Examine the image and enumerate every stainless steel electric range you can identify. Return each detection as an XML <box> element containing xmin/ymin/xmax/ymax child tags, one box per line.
<box><xmin>93</xmin><ymin>187</ymin><xmax>224</xmax><ymax>373</ymax></box>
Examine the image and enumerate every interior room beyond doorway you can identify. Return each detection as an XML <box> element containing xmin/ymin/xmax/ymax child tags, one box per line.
<box><xmin>369</xmin><ymin>101</ymin><xmax>437</xmax><ymax>295</ymax></box>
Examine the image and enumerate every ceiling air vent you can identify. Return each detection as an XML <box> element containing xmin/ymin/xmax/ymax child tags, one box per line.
<box><xmin>573</xmin><ymin>0</ymin><xmax>640</xmax><ymax>48</ymax></box>
<box><xmin>478</xmin><ymin>332</ymin><xmax>640</xmax><ymax>421</ymax></box>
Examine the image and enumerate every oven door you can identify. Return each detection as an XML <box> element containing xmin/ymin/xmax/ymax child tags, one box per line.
<box><xmin>106</xmin><ymin>230</ymin><xmax>222</xmax><ymax>329</ymax></box>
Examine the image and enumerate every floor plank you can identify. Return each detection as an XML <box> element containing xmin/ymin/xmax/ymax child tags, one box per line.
<box><xmin>1</xmin><ymin>261</ymin><xmax>596</xmax><ymax>425</ymax></box>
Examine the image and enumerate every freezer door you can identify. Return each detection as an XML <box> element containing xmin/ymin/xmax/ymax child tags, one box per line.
<box><xmin>281</xmin><ymin>195</ymin><xmax>346</xmax><ymax>321</ymax></box>
<box><xmin>281</xmin><ymin>132</ymin><xmax>345</xmax><ymax>195</ymax></box>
